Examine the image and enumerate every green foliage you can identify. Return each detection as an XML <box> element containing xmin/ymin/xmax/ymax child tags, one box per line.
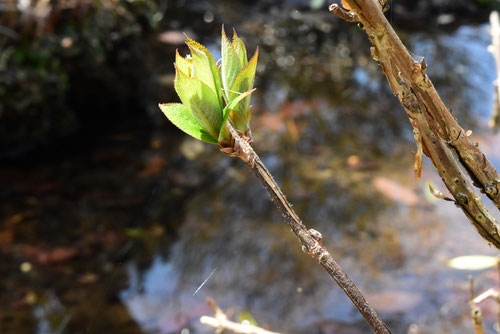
<box><xmin>160</xmin><ymin>27</ymin><xmax>257</xmax><ymax>144</ymax></box>
<box><xmin>159</xmin><ymin>103</ymin><xmax>218</xmax><ymax>143</ymax></box>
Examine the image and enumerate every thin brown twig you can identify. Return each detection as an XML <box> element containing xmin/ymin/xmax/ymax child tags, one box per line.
<box><xmin>469</xmin><ymin>276</ymin><xmax>486</xmax><ymax>334</ymax></box>
<box><xmin>330</xmin><ymin>0</ymin><xmax>500</xmax><ymax>248</ymax></box>
<box><xmin>223</xmin><ymin>121</ymin><xmax>391</xmax><ymax>334</ymax></box>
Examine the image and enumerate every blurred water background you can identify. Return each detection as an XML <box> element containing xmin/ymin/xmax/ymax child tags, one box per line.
<box><xmin>1</xmin><ymin>0</ymin><xmax>500</xmax><ymax>333</ymax></box>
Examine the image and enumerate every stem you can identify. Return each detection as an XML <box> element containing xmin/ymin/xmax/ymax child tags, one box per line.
<box><xmin>224</xmin><ymin>121</ymin><xmax>391</xmax><ymax>334</ymax></box>
<box><xmin>469</xmin><ymin>276</ymin><xmax>486</xmax><ymax>334</ymax></box>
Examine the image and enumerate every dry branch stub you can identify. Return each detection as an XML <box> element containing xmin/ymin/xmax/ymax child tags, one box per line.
<box><xmin>330</xmin><ymin>0</ymin><xmax>500</xmax><ymax>249</ymax></box>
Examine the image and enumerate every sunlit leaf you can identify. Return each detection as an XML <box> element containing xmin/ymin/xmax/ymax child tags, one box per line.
<box><xmin>188</xmin><ymin>45</ymin><xmax>219</xmax><ymax>97</ymax></box>
<box><xmin>159</xmin><ymin>103</ymin><xmax>217</xmax><ymax>144</ymax></box>
<box><xmin>219</xmin><ymin>89</ymin><xmax>255</xmax><ymax>140</ymax></box>
<box><xmin>447</xmin><ymin>255</ymin><xmax>498</xmax><ymax>270</ymax></box>
<box><xmin>237</xmin><ymin>311</ymin><xmax>258</xmax><ymax>327</ymax></box>
<box><xmin>174</xmin><ymin>67</ymin><xmax>222</xmax><ymax>139</ymax></box>
<box><xmin>223</xmin><ymin>89</ymin><xmax>256</xmax><ymax>120</ymax></box>
<box><xmin>232</xmin><ymin>28</ymin><xmax>248</xmax><ymax>67</ymax></box>
<box><xmin>229</xmin><ymin>48</ymin><xmax>258</xmax><ymax>116</ymax></box>
<box><xmin>221</xmin><ymin>27</ymin><xmax>242</xmax><ymax>102</ymax></box>
<box><xmin>185</xmin><ymin>35</ymin><xmax>223</xmax><ymax>105</ymax></box>
<box><xmin>175</xmin><ymin>49</ymin><xmax>192</xmax><ymax>77</ymax></box>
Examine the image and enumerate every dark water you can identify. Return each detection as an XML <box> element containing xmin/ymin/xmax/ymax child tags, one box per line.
<box><xmin>2</xmin><ymin>2</ymin><xmax>500</xmax><ymax>334</ymax></box>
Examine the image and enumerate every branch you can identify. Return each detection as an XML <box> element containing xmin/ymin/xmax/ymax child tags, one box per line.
<box><xmin>331</xmin><ymin>0</ymin><xmax>500</xmax><ymax>248</ymax></box>
<box><xmin>222</xmin><ymin>121</ymin><xmax>391</xmax><ymax>334</ymax></box>
<box><xmin>469</xmin><ymin>276</ymin><xmax>486</xmax><ymax>334</ymax></box>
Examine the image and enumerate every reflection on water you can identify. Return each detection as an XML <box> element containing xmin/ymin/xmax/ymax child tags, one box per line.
<box><xmin>2</xmin><ymin>3</ymin><xmax>500</xmax><ymax>334</ymax></box>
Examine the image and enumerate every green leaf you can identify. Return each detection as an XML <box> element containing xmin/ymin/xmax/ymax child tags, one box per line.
<box><xmin>228</xmin><ymin>48</ymin><xmax>259</xmax><ymax>115</ymax></box>
<box><xmin>174</xmin><ymin>66</ymin><xmax>222</xmax><ymax>139</ymax></box>
<box><xmin>159</xmin><ymin>103</ymin><xmax>217</xmax><ymax>144</ymax></box>
<box><xmin>219</xmin><ymin>88</ymin><xmax>255</xmax><ymax>140</ymax></box>
<box><xmin>232</xmin><ymin>29</ymin><xmax>248</xmax><ymax>67</ymax></box>
<box><xmin>188</xmin><ymin>46</ymin><xmax>218</xmax><ymax>95</ymax></box>
<box><xmin>185</xmin><ymin>36</ymin><xmax>223</xmax><ymax>106</ymax></box>
<box><xmin>237</xmin><ymin>311</ymin><xmax>258</xmax><ymax>327</ymax></box>
<box><xmin>221</xmin><ymin>27</ymin><xmax>242</xmax><ymax>102</ymax></box>
<box><xmin>175</xmin><ymin>49</ymin><xmax>192</xmax><ymax>77</ymax></box>
<box><xmin>223</xmin><ymin>89</ymin><xmax>256</xmax><ymax>119</ymax></box>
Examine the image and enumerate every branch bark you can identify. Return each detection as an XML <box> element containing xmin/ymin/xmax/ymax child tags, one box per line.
<box><xmin>330</xmin><ymin>0</ymin><xmax>500</xmax><ymax>248</ymax></box>
<box><xmin>223</xmin><ymin>121</ymin><xmax>391</xmax><ymax>334</ymax></box>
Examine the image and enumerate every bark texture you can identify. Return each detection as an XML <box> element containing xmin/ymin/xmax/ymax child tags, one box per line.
<box><xmin>331</xmin><ymin>0</ymin><xmax>500</xmax><ymax>249</ymax></box>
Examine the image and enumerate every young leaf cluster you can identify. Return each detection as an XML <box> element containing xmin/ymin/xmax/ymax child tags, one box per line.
<box><xmin>159</xmin><ymin>27</ymin><xmax>258</xmax><ymax>144</ymax></box>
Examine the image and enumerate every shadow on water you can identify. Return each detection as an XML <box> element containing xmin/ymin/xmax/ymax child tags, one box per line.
<box><xmin>1</xmin><ymin>1</ymin><xmax>500</xmax><ymax>333</ymax></box>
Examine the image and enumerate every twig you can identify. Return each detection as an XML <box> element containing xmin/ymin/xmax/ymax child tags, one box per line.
<box><xmin>469</xmin><ymin>276</ymin><xmax>486</xmax><ymax>334</ymax></box>
<box><xmin>330</xmin><ymin>0</ymin><xmax>500</xmax><ymax>248</ymax></box>
<box><xmin>472</xmin><ymin>288</ymin><xmax>499</xmax><ymax>305</ymax></box>
<box><xmin>489</xmin><ymin>11</ymin><xmax>500</xmax><ymax>131</ymax></box>
<box><xmin>223</xmin><ymin>121</ymin><xmax>391</xmax><ymax>334</ymax></box>
<box><xmin>200</xmin><ymin>316</ymin><xmax>281</xmax><ymax>334</ymax></box>
<box><xmin>200</xmin><ymin>298</ymin><xmax>282</xmax><ymax>334</ymax></box>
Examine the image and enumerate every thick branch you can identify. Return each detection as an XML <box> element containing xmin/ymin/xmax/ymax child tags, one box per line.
<box><xmin>331</xmin><ymin>0</ymin><xmax>500</xmax><ymax>249</ymax></box>
<box><xmin>223</xmin><ymin>122</ymin><xmax>391</xmax><ymax>334</ymax></box>
<box><xmin>331</xmin><ymin>0</ymin><xmax>500</xmax><ymax>210</ymax></box>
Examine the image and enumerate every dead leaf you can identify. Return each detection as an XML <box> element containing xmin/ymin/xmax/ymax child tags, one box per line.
<box><xmin>24</xmin><ymin>245</ymin><xmax>79</xmax><ymax>264</ymax></box>
<box><xmin>78</xmin><ymin>273</ymin><xmax>99</xmax><ymax>284</ymax></box>
<box><xmin>138</xmin><ymin>154</ymin><xmax>167</xmax><ymax>177</ymax></box>
<box><xmin>373</xmin><ymin>176</ymin><xmax>419</xmax><ymax>205</ymax></box>
<box><xmin>341</xmin><ymin>0</ymin><xmax>352</xmax><ymax>10</ymax></box>
<box><xmin>158</xmin><ymin>30</ymin><xmax>185</xmax><ymax>45</ymax></box>
<box><xmin>366</xmin><ymin>291</ymin><xmax>422</xmax><ymax>313</ymax></box>
<box><xmin>428</xmin><ymin>184</ymin><xmax>453</xmax><ymax>201</ymax></box>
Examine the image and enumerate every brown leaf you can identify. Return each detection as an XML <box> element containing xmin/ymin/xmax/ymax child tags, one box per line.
<box><xmin>373</xmin><ymin>176</ymin><xmax>419</xmax><ymax>205</ymax></box>
<box><xmin>428</xmin><ymin>184</ymin><xmax>454</xmax><ymax>201</ymax></box>
<box><xmin>24</xmin><ymin>245</ymin><xmax>79</xmax><ymax>264</ymax></box>
<box><xmin>366</xmin><ymin>291</ymin><xmax>422</xmax><ymax>313</ymax></box>
<box><xmin>341</xmin><ymin>0</ymin><xmax>352</xmax><ymax>10</ymax></box>
<box><xmin>158</xmin><ymin>30</ymin><xmax>185</xmax><ymax>45</ymax></box>
<box><xmin>138</xmin><ymin>154</ymin><xmax>167</xmax><ymax>177</ymax></box>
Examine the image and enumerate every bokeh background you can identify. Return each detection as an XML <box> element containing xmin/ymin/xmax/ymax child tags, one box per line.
<box><xmin>2</xmin><ymin>0</ymin><xmax>500</xmax><ymax>333</ymax></box>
